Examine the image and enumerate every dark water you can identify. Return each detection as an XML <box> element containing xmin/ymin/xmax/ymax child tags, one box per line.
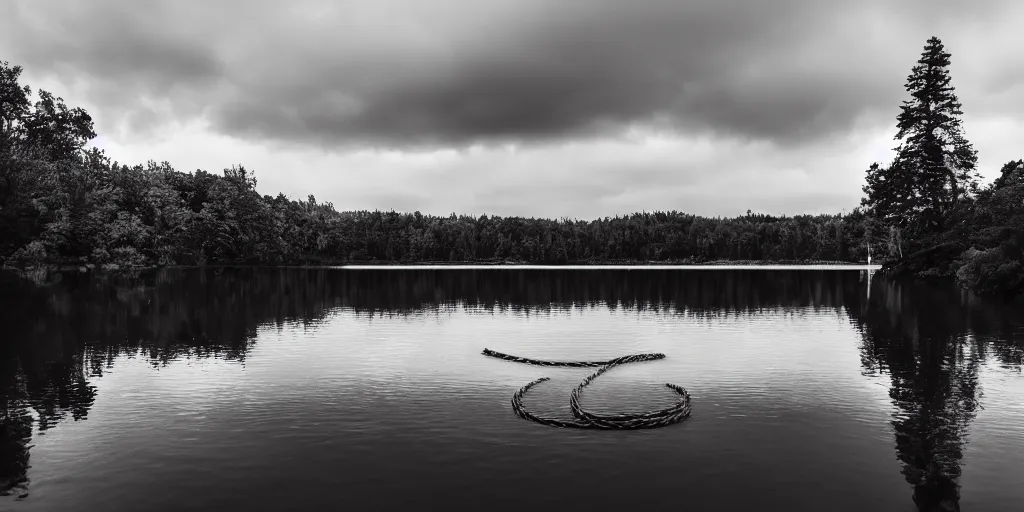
<box><xmin>1</xmin><ymin>268</ymin><xmax>1022</xmax><ymax>512</ymax></box>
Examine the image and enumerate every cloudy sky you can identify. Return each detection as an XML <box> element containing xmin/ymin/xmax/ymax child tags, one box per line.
<box><xmin>2</xmin><ymin>0</ymin><xmax>1022</xmax><ymax>219</ymax></box>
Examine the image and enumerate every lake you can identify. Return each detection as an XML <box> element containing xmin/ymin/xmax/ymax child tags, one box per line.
<box><xmin>1</xmin><ymin>268</ymin><xmax>1022</xmax><ymax>511</ymax></box>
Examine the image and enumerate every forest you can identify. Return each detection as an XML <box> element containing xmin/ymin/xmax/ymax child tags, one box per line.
<box><xmin>1</xmin><ymin>36</ymin><xmax>1021</xmax><ymax>295</ymax></box>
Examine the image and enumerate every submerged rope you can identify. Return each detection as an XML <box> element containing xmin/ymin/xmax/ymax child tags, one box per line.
<box><xmin>482</xmin><ymin>348</ymin><xmax>691</xmax><ymax>429</ymax></box>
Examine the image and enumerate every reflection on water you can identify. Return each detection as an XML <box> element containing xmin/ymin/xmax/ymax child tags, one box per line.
<box><xmin>849</xmin><ymin>278</ymin><xmax>1023</xmax><ymax>511</ymax></box>
<box><xmin>0</xmin><ymin>268</ymin><xmax>1022</xmax><ymax>510</ymax></box>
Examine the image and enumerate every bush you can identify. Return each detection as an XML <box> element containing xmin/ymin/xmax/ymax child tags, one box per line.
<box><xmin>955</xmin><ymin>247</ymin><xmax>1024</xmax><ymax>295</ymax></box>
<box><xmin>90</xmin><ymin>247</ymin><xmax>111</xmax><ymax>264</ymax></box>
<box><xmin>107</xmin><ymin>246</ymin><xmax>149</xmax><ymax>269</ymax></box>
<box><xmin>7</xmin><ymin>240</ymin><xmax>49</xmax><ymax>267</ymax></box>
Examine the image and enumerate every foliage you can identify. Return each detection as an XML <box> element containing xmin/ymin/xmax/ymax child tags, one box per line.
<box><xmin>858</xmin><ymin>38</ymin><xmax>1022</xmax><ymax>295</ymax></box>
<box><xmin>992</xmin><ymin>159</ymin><xmax>1024</xmax><ymax>190</ymax></box>
<box><xmin>956</xmin><ymin>247</ymin><xmax>1023</xmax><ymax>295</ymax></box>
<box><xmin>863</xmin><ymin>36</ymin><xmax>980</xmax><ymax>241</ymax></box>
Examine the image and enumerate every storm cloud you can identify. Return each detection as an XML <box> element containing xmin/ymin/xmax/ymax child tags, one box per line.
<box><xmin>1</xmin><ymin>0</ymin><xmax>1022</xmax><ymax>218</ymax></box>
<box><xmin>3</xmin><ymin>0</ymin><xmax>1021</xmax><ymax>150</ymax></box>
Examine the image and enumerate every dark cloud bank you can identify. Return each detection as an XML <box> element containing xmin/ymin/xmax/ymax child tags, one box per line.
<box><xmin>1</xmin><ymin>0</ymin><xmax>1020</xmax><ymax>151</ymax></box>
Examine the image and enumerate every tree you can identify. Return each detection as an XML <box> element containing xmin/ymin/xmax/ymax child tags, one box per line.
<box><xmin>992</xmin><ymin>159</ymin><xmax>1024</xmax><ymax>190</ymax></box>
<box><xmin>0</xmin><ymin>62</ymin><xmax>32</xmax><ymax>142</ymax></box>
<box><xmin>0</xmin><ymin>62</ymin><xmax>38</xmax><ymax>257</ymax></box>
<box><xmin>1</xmin><ymin>61</ymin><xmax>97</xmax><ymax>262</ymax></box>
<box><xmin>863</xmin><ymin>161</ymin><xmax>913</xmax><ymax>230</ymax></box>
<box><xmin>0</xmin><ymin>61</ymin><xmax>94</xmax><ymax>162</ymax></box>
<box><xmin>863</xmin><ymin>37</ymin><xmax>979</xmax><ymax>234</ymax></box>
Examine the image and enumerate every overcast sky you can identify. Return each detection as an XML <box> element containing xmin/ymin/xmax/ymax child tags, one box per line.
<box><xmin>2</xmin><ymin>0</ymin><xmax>1022</xmax><ymax>219</ymax></box>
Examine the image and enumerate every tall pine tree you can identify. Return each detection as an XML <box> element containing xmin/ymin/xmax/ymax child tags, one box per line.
<box><xmin>863</xmin><ymin>36</ymin><xmax>979</xmax><ymax>234</ymax></box>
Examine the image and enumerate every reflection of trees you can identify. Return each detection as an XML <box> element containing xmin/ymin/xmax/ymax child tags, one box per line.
<box><xmin>325</xmin><ymin>268</ymin><xmax>861</xmax><ymax>315</ymax></box>
<box><xmin>846</xmin><ymin>277</ymin><xmax>1024</xmax><ymax>511</ymax></box>
<box><xmin>0</xmin><ymin>354</ymin><xmax>93</xmax><ymax>497</ymax></box>
<box><xmin>1</xmin><ymin>273</ymin><xmax>52</xmax><ymax>496</ymax></box>
<box><xmin>1</xmin><ymin>268</ymin><xmax>1021</xmax><ymax>503</ymax></box>
<box><xmin>0</xmin><ymin>268</ymin><xmax>867</xmax><ymax>494</ymax></box>
<box><xmin>0</xmin><ymin>359</ymin><xmax>32</xmax><ymax>497</ymax></box>
<box><xmin>0</xmin><ymin>268</ymin><xmax>341</xmax><ymax>495</ymax></box>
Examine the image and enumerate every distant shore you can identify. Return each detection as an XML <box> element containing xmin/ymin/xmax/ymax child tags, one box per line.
<box><xmin>339</xmin><ymin>263</ymin><xmax>883</xmax><ymax>270</ymax></box>
<box><xmin>4</xmin><ymin>259</ymin><xmax>882</xmax><ymax>273</ymax></box>
<box><xmin>337</xmin><ymin>259</ymin><xmax>876</xmax><ymax>267</ymax></box>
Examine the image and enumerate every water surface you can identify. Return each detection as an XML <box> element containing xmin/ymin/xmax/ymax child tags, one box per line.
<box><xmin>0</xmin><ymin>269</ymin><xmax>1021</xmax><ymax>511</ymax></box>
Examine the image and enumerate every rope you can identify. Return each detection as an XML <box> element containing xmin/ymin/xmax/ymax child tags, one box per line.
<box><xmin>482</xmin><ymin>348</ymin><xmax>691</xmax><ymax>429</ymax></box>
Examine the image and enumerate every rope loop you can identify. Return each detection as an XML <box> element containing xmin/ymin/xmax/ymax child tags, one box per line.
<box><xmin>484</xmin><ymin>348</ymin><xmax>691</xmax><ymax>429</ymax></box>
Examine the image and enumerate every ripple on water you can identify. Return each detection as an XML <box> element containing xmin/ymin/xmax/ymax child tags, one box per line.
<box><xmin>6</xmin><ymin>279</ymin><xmax>1024</xmax><ymax>512</ymax></box>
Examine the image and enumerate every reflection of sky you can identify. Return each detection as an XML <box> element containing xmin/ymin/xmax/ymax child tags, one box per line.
<box><xmin>11</xmin><ymin>303</ymin><xmax>1024</xmax><ymax>511</ymax></box>
<box><xmin>241</xmin><ymin>305</ymin><xmax>891</xmax><ymax>403</ymax></box>
<box><xmin>958</xmin><ymin>363</ymin><xmax>1024</xmax><ymax>509</ymax></box>
<box><xmin>134</xmin><ymin>303</ymin><xmax>905</xmax><ymax>435</ymax></box>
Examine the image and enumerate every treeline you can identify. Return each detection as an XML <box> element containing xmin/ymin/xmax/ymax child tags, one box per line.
<box><xmin>1</xmin><ymin>157</ymin><xmax>876</xmax><ymax>266</ymax></box>
<box><xmin>0</xmin><ymin>61</ymin><xmax>877</xmax><ymax>270</ymax></box>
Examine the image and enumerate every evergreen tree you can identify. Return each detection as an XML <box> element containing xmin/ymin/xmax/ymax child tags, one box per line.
<box><xmin>863</xmin><ymin>37</ymin><xmax>979</xmax><ymax>232</ymax></box>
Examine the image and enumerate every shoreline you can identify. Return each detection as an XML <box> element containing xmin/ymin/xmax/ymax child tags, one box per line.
<box><xmin>337</xmin><ymin>263</ymin><xmax>882</xmax><ymax>270</ymax></box>
<box><xmin>4</xmin><ymin>260</ymin><xmax>883</xmax><ymax>273</ymax></box>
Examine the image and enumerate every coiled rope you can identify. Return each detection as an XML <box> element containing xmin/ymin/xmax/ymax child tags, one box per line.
<box><xmin>482</xmin><ymin>348</ymin><xmax>691</xmax><ymax>429</ymax></box>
